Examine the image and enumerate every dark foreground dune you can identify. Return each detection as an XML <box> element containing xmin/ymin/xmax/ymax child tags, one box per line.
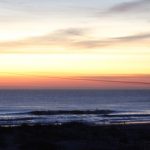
<box><xmin>0</xmin><ymin>123</ymin><xmax>150</xmax><ymax>150</ymax></box>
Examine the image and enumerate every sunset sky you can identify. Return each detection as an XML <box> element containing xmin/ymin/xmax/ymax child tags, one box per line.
<box><xmin>0</xmin><ymin>0</ymin><xmax>150</xmax><ymax>89</ymax></box>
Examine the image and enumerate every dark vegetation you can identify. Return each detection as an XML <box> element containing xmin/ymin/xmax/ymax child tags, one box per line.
<box><xmin>0</xmin><ymin>123</ymin><xmax>150</xmax><ymax>150</ymax></box>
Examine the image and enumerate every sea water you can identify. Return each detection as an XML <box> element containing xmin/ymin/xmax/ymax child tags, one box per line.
<box><xmin>0</xmin><ymin>89</ymin><xmax>150</xmax><ymax>126</ymax></box>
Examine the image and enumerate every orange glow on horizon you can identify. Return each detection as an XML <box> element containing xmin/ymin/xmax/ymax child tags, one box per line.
<box><xmin>0</xmin><ymin>74</ymin><xmax>150</xmax><ymax>89</ymax></box>
<box><xmin>0</xmin><ymin>54</ymin><xmax>150</xmax><ymax>89</ymax></box>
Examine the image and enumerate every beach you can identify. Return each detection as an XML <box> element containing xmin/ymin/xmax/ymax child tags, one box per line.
<box><xmin>0</xmin><ymin>90</ymin><xmax>150</xmax><ymax>150</ymax></box>
<box><xmin>0</xmin><ymin>123</ymin><xmax>150</xmax><ymax>150</ymax></box>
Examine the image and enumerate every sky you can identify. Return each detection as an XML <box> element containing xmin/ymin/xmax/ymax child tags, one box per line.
<box><xmin>0</xmin><ymin>0</ymin><xmax>150</xmax><ymax>89</ymax></box>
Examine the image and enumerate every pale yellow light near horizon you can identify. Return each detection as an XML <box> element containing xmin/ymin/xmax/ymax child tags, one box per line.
<box><xmin>0</xmin><ymin>54</ymin><xmax>150</xmax><ymax>77</ymax></box>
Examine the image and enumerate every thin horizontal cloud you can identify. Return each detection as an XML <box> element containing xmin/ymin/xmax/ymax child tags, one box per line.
<box><xmin>113</xmin><ymin>33</ymin><xmax>150</xmax><ymax>41</ymax></box>
<box><xmin>108</xmin><ymin>0</ymin><xmax>149</xmax><ymax>13</ymax></box>
<box><xmin>75</xmin><ymin>32</ymin><xmax>150</xmax><ymax>48</ymax></box>
<box><xmin>51</xmin><ymin>28</ymin><xmax>87</xmax><ymax>38</ymax></box>
<box><xmin>0</xmin><ymin>28</ymin><xmax>150</xmax><ymax>52</ymax></box>
<box><xmin>103</xmin><ymin>0</ymin><xmax>150</xmax><ymax>20</ymax></box>
<box><xmin>0</xmin><ymin>28</ymin><xmax>88</xmax><ymax>52</ymax></box>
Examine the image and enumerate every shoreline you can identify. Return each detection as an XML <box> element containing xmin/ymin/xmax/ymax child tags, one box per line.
<box><xmin>0</xmin><ymin>122</ymin><xmax>150</xmax><ymax>150</ymax></box>
<box><xmin>1</xmin><ymin>109</ymin><xmax>150</xmax><ymax>127</ymax></box>
<box><xmin>1</xmin><ymin>121</ymin><xmax>150</xmax><ymax>128</ymax></box>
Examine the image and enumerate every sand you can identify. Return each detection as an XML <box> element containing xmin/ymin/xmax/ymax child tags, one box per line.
<box><xmin>0</xmin><ymin>123</ymin><xmax>150</xmax><ymax>150</ymax></box>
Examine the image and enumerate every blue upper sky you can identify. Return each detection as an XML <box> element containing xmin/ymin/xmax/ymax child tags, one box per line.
<box><xmin>0</xmin><ymin>0</ymin><xmax>149</xmax><ymax>50</ymax></box>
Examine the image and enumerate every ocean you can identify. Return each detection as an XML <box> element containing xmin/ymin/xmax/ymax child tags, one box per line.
<box><xmin>0</xmin><ymin>89</ymin><xmax>150</xmax><ymax>126</ymax></box>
